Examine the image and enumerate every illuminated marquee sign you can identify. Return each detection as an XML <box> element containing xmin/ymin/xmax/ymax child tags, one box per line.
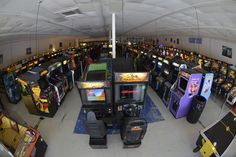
<box><xmin>152</xmin><ymin>55</ymin><xmax>157</xmax><ymax>59</ymax></box>
<box><xmin>40</xmin><ymin>70</ymin><xmax>48</xmax><ymax>76</ymax></box>
<box><xmin>163</xmin><ymin>59</ymin><xmax>169</xmax><ymax>65</ymax></box>
<box><xmin>79</xmin><ymin>81</ymin><xmax>109</xmax><ymax>89</ymax></box>
<box><xmin>158</xmin><ymin>57</ymin><xmax>163</xmax><ymax>61</ymax></box>
<box><xmin>115</xmin><ymin>72</ymin><xmax>149</xmax><ymax>82</ymax></box>
<box><xmin>172</xmin><ymin>62</ymin><xmax>180</xmax><ymax>67</ymax></box>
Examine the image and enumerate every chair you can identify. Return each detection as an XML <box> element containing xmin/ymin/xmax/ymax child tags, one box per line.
<box><xmin>84</xmin><ymin>111</ymin><xmax>107</xmax><ymax>148</ymax></box>
<box><xmin>120</xmin><ymin>117</ymin><xmax>147</xmax><ymax>148</ymax></box>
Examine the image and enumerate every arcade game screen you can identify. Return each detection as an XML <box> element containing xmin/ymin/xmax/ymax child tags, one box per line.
<box><xmin>179</xmin><ymin>77</ymin><xmax>188</xmax><ymax>92</ymax></box>
<box><xmin>86</xmin><ymin>89</ymin><xmax>105</xmax><ymax>101</ymax></box>
<box><xmin>117</xmin><ymin>84</ymin><xmax>145</xmax><ymax>102</ymax></box>
<box><xmin>163</xmin><ymin>68</ymin><xmax>170</xmax><ymax>79</ymax></box>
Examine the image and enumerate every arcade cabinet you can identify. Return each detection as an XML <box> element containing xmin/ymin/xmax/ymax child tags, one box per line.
<box><xmin>193</xmin><ymin>111</ymin><xmax>236</xmax><ymax>157</ymax></box>
<box><xmin>162</xmin><ymin>58</ymin><xmax>186</xmax><ymax>106</ymax></box>
<box><xmin>168</xmin><ymin>69</ymin><xmax>202</xmax><ymax>118</ymax></box>
<box><xmin>0</xmin><ymin>112</ymin><xmax>47</xmax><ymax>157</ymax></box>
<box><xmin>112</xmin><ymin>58</ymin><xmax>148</xmax><ymax>148</ymax></box>
<box><xmin>150</xmin><ymin>56</ymin><xmax>163</xmax><ymax>89</ymax></box>
<box><xmin>78</xmin><ymin>62</ymin><xmax>113</xmax><ymax>126</ymax></box>
<box><xmin>40</xmin><ymin>62</ymin><xmax>66</xmax><ymax>102</ymax></box>
<box><xmin>17</xmin><ymin>67</ymin><xmax>59</xmax><ymax>117</ymax></box>
<box><xmin>155</xmin><ymin>58</ymin><xmax>172</xmax><ymax>98</ymax></box>
<box><xmin>0</xmin><ymin>69</ymin><xmax>21</xmax><ymax>104</ymax></box>
<box><xmin>219</xmin><ymin>66</ymin><xmax>236</xmax><ymax>96</ymax></box>
<box><xmin>51</xmin><ymin>57</ymin><xmax>75</xmax><ymax>90</ymax></box>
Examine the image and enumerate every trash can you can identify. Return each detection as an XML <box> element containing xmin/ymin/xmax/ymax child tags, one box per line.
<box><xmin>187</xmin><ymin>95</ymin><xmax>207</xmax><ymax>124</ymax></box>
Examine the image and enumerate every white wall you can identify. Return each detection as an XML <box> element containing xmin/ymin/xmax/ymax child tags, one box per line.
<box><xmin>0</xmin><ymin>36</ymin><xmax>78</xmax><ymax>68</ymax></box>
<box><xmin>157</xmin><ymin>35</ymin><xmax>236</xmax><ymax>66</ymax></box>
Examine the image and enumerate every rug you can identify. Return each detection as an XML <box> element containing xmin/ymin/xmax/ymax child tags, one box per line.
<box><xmin>73</xmin><ymin>94</ymin><xmax>164</xmax><ymax>134</ymax></box>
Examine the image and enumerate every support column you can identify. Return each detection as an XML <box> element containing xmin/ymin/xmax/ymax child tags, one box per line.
<box><xmin>112</xmin><ymin>13</ymin><xmax>116</xmax><ymax>58</ymax></box>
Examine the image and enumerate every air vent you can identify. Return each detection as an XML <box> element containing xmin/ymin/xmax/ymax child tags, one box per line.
<box><xmin>58</xmin><ymin>8</ymin><xmax>82</xmax><ymax>17</ymax></box>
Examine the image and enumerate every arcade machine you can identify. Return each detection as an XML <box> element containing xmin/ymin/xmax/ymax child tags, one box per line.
<box><xmin>17</xmin><ymin>67</ymin><xmax>59</xmax><ymax>117</ymax></box>
<box><xmin>78</xmin><ymin>63</ymin><xmax>113</xmax><ymax>126</ymax></box>
<box><xmin>0</xmin><ymin>65</ymin><xmax>22</xmax><ymax>104</ymax></box>
<box><xmin>226</xmin><ymin>87</ymin><xmax>236</xmax><ymax>107</ymax></box>
<box><xmin>0</xmin><ymin>112</ymin><xmax>47</xmax><ymax>157</ymax></box>
<box><xmin>162</xmin><ymin>58</ymin><xmax>186</xmax><ymax>106</ymax></box>
<box><xmin>51</xmin><ymin>57</ymin><xmax>74</xmax><ymax>90</ymax></box>
<box><xmin>40</xmin><ymin>62</ymin><xmax>67</xmax><ymax>102</ymax></box>
<box><xmin>113</xmin><ymin>58</ymin><xmax>148</xmax><ymax>148</ymax></box>
<box><xmin>212</xmin><ymin>62</ymin><xmax>228</xmax><ymax>92</ymax></box>
<box><xmin>168</xmin><ymin>69</ymin><xmax>202</xmax><ymax>118</ymax></box>
<box><xmin>155</xmin><ymin>58</ymin><xmax>172</xmax><ymax>97</ymax></box>
<box><xmin>149</xmin><ymin>55</ymin><xmax>162</xmax><ymax>89</ymax></box>
<box><xmin>193</xmin><ymin>111</ymin><xmax>236</xmax><ymax>157</ymax></box>
<box><xmin>219</xmin><ymin>66</ymin><xmax>236</xmax><ymax>96</ymax></box>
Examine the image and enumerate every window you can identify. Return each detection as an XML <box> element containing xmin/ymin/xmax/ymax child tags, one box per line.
<box><xmin>177</xmin><ymin>38</ymin><xmax>180</xmax><ymax>44</ymax></box>
<box><xmin>170</xmin><ymin>38</ymin><xmax>173</xmax><ymax>43</ymax></box>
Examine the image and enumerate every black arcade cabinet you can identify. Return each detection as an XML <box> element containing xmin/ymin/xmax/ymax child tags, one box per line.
<box><xmin>112</xmin><ymin>58</ymin><xmax>148</xmax><ymax>148</ymax></box>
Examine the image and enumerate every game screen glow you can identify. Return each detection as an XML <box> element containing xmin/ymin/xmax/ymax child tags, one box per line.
<box><xmin>86</xmin><ymin>89</ymin><xmax>105</xmax><ymax>101</ymax></box>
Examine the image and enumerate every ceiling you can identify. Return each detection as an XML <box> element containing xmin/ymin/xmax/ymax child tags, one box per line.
<box><xmin>0</xmin><ymin>0</ymin><xmax>236</xmax><ymax>42</ymax></box>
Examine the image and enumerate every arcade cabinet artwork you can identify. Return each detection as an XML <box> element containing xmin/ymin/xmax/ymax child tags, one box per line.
<box><xmin>0</xmin><ymin>113</ymin><xmax>47</xmax><ymax>157</ymax></box>
<box><xmin>17</xmin><ymin>67</ymin><xmax>59</xmax><ymax>117</ymax></box>
<box><xmin>196</xmin><ymin>69</ymin><xmax>214</xmax><ymax>101</ymax></box>
<box><xmin>193</xmin><ymin>111</ymin><xmax>236</xmax><ymax>157</ymax></box>
<box><xmin>169</xmin><ymin>69</ymin><xmax>202</xmax><ymax>118</ymax></box>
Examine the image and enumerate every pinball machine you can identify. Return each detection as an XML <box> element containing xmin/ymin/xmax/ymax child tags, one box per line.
<box><xmin>219</xmin><ymin>66</ymin><xmax>236</xmax><ymax>96</ymax></box>
<box><xmin>212</xmin><ymin>62</ymin><xmax>228</xmax><ymax>92</ymax></box>
<box><xmin>193</xmin><ymin>111</ymin><xmax>236</xmax><ymax>157</ymax></box>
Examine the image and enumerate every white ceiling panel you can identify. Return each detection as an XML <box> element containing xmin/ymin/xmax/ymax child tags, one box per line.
<box><xmin>0</xmin><ymin>0</ymin><xmax>236</xmax><ymax>41</ymax></box>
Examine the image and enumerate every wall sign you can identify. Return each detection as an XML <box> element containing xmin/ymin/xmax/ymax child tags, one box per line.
<box><xmin>0</xmin><ymin>54</ymin><xmax>3</xmax><ymax>64</ymax></box>
<box><xmin>189</xmin><ymin>37</ymin><xmax>202</xmax><ymax>44</ymax></box>
<box><xmin>222</xmin><ymin>46</ymin><xmax>232</xmax><ymax>58</ymax></box>
<box><xmin>26</xmin><ymin>47</ymin><xmax>32</xmax><ymax>55</ymax></box>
